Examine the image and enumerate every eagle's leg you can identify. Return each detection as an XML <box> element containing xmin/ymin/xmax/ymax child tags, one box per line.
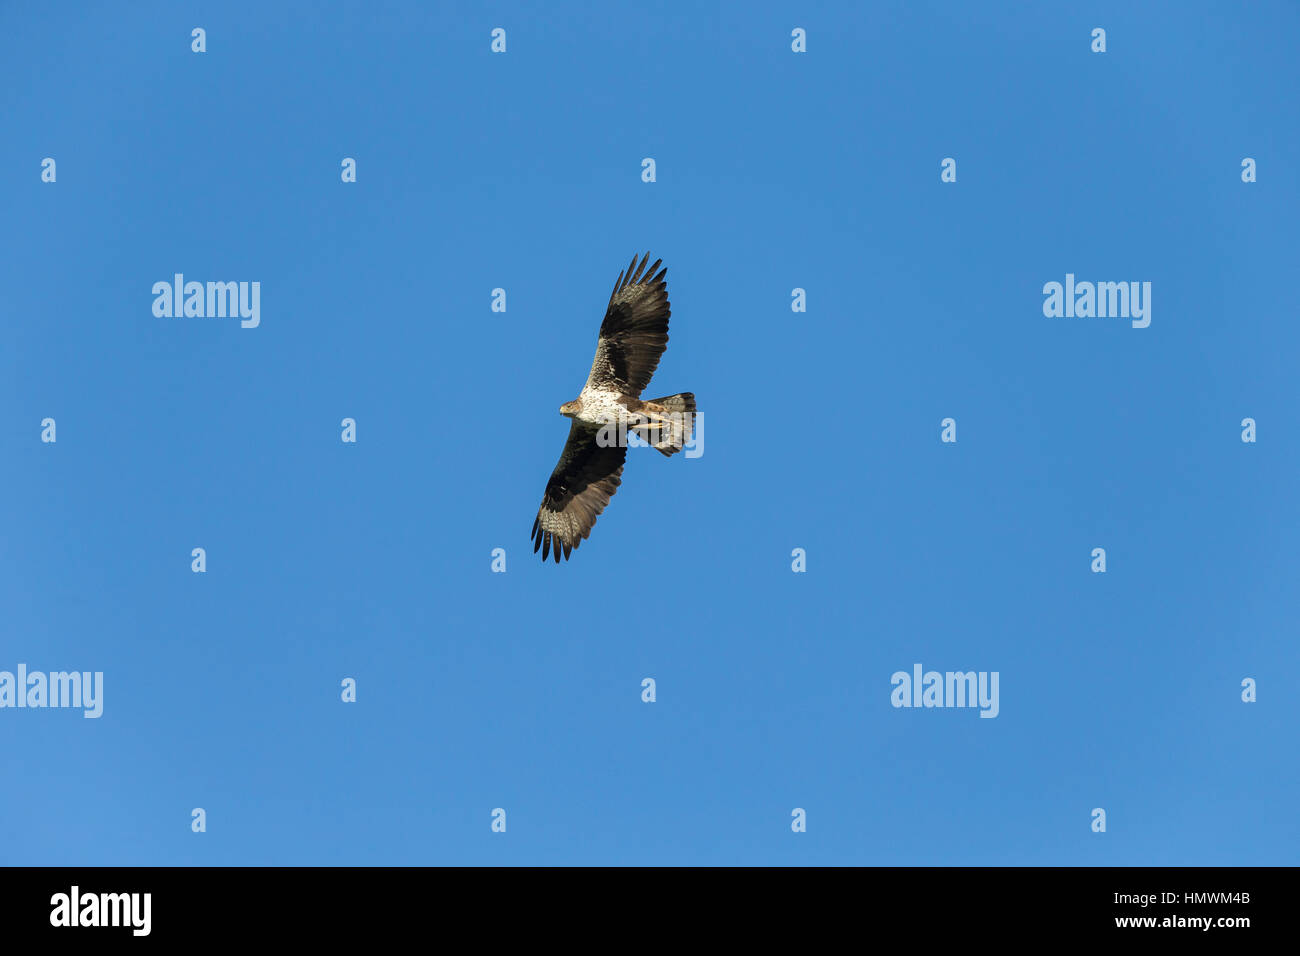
<box><xmin>627</xmin><ymin>406</ymin><xmax>673</xmax><ymax>428</ymax></box>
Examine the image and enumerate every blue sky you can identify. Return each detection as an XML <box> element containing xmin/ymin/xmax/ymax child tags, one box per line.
<box><xmin>2</xmin><ymin>1</ymin><xmax>1297</xmax><ymax>865</ymax></box>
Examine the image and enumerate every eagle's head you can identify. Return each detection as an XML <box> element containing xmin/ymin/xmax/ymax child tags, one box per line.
<box><xmin>559</xmin><ymin>399</ymin><xmax>581</xmax><ymax>418</ymax></box>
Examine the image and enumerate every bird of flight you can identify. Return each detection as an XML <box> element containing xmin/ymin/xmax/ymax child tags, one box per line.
<box><xmin>531</xmin><ymin>253</ymin><xmax>696</xmax><ymax>562</ymax></box>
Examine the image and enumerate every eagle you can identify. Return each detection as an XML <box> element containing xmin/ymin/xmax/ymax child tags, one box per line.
<box><xmin>531</xmin><ymin>253</ymin><xmax>696</xmax><ymax>562</ymax></box>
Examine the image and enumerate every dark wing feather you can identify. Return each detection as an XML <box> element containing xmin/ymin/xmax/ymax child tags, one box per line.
<box><xmin>584</xmin><ymin>252</ymin><xmax>670</xmax><ymax>397</ymax></box>
<box><xmin>531</xmin><ymin>422</ymin><xmax>627</xmax><ymax>562</ymax></box>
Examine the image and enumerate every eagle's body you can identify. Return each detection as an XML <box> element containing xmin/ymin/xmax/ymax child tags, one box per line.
<box><xmin>531</xmin><ymin>253</ymin><xmax>696</xmax><ymax>562</ymax></box>
<box><xmin>565</xmin><ymin>385</ymin><xmax>634</xmax><ymax>425</ymax></box>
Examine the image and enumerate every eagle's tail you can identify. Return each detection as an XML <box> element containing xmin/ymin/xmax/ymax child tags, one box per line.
<box><xmin>637</xmin><ymin>392</ymin><xmax>696</xmax><ymax>457</ymax></box>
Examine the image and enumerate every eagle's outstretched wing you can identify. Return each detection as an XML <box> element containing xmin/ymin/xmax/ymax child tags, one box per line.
<box><xmin>584</xmin><ymin>252</ymin><xmax>670</xmax><ymax>398</ymax></box>
<box><xmin>532</xmin><ymin>422</ymin><xmax>627</xmax><ymax>562</ymax></box>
